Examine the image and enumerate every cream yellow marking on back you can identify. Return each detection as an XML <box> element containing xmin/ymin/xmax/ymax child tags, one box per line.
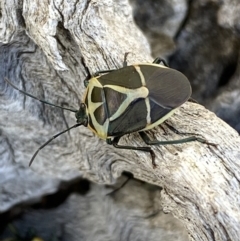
<box><xmin>141</xmin><ymin>108</ymin><xmax>178</xmax><ymax>131</ymax></box>
<box><xmin>134</xmin><ymin>65</ymin><xmax>151</xmax><ymax>125</ymax></box>
<box><xmin>134</xmin><ymin>65</ymin><xmax>146</xmax><ymax>85</ymax></box>
<box><xmin>104</xmin><ymin>85</ymin><xmax>149</xmax><ymax>121</ymax></box>
<box><xmin>136</xmin><ymin>63</ymin><xmax>169</xmax><ymax>69</ymax></box>
<box><xmin>86</xmin><ymin>77</ymin><xmax>109</xmax><ymax>139</ymax></box>
<box><xmin>145</xmin><ymin>98</ymin><xmax>151</xmax><ymax>124</ymax></box>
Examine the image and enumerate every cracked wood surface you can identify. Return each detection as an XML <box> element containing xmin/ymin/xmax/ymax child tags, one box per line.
<box><xmin>0</xmin><ymin>1</ymin><xmax>240</xmax><ymax>241</ymax></box>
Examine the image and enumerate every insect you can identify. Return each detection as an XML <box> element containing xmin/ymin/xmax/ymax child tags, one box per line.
<box><xmin>4</xmin><ymin>55</ymin><xmax>209</xmax><ymax>168</ymax></box>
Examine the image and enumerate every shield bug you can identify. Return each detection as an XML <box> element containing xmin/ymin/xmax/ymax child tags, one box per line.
<box><xmin>4</xmin><ymin>56</ymin><xmax>210</xmax><ymax>168</ymax></box>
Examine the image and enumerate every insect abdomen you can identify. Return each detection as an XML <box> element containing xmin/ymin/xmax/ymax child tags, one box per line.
<box><xmin>85</xmin><ymin>64</ymin><xmax>191</xmax><ymax>139</ymax></box>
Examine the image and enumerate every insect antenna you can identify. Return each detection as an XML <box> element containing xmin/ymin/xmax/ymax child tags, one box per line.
<box><xmin>29</xmin><ymin>123</ymin><xmax>82</xmax><ymax>166</ymax></box>
<box><xmin>4</xmin><ymin>78</ymin><xmax>78</xmax><ymax>113</ymax></box>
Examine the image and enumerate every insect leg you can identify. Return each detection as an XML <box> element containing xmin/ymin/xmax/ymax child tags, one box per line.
<box><xmin>83</xmin><ymin>64</ymin><xmax>92</xmax><ymax>87</ymax></box>
<box><xmin>87</xmin><ymin>53</ymin><xmax>130</xmax><ymax>82</ymax></box>
<box><xmin>107</xmin><ymin>137</ymin><xmax>157</xmax><ymax>168</ymax></box>
<box><xmin>188</xmin><ymin>97</ymin><xmax>198</xmax><ymax>103</ymax></box>
<box><xmin>139</xmin><ymin>131</ymin><xmax>215</xmax><ymax>146</ymax></box>
<box><xmin>84</xmin><ymin>69</ymin><xmax>116</xmax><ymax>87</ymax></box>
<box><xmin>91</xmin><ymin>53</ymin><xmax>131</xmax><ymax>77</ymax></box>
<box><xmin>152</xmin><ymin>57</ymin><xmax>169</xmax><ymax>67</ymax></box>
<box><xmin>93</xmin><ymin>69</ymin><xmax>116</xmax><ymax>76</ymax></box>
<box><xmin>123</xmin><ymin>52</ymin><xmax>130</xmax><ymax>67</ymax></box>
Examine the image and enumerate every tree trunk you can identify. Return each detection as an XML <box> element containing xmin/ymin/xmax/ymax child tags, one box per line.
<box><xmin>0</xmin><ymin>1</ymin><xmax>240</xmax><ymax>241</ymax></box>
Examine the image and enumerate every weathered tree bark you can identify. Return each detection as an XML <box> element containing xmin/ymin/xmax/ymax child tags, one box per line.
<box><xmin>0</xmin><ymin>1</ymin><xmax>240</xmax><ymax>241</ymax></box>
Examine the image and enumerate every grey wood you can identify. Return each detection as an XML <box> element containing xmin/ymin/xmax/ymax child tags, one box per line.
<box><xmin>0</xmin><ymin>1</ymin><xmax>240</xmax><ymax>241</ymax></box>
